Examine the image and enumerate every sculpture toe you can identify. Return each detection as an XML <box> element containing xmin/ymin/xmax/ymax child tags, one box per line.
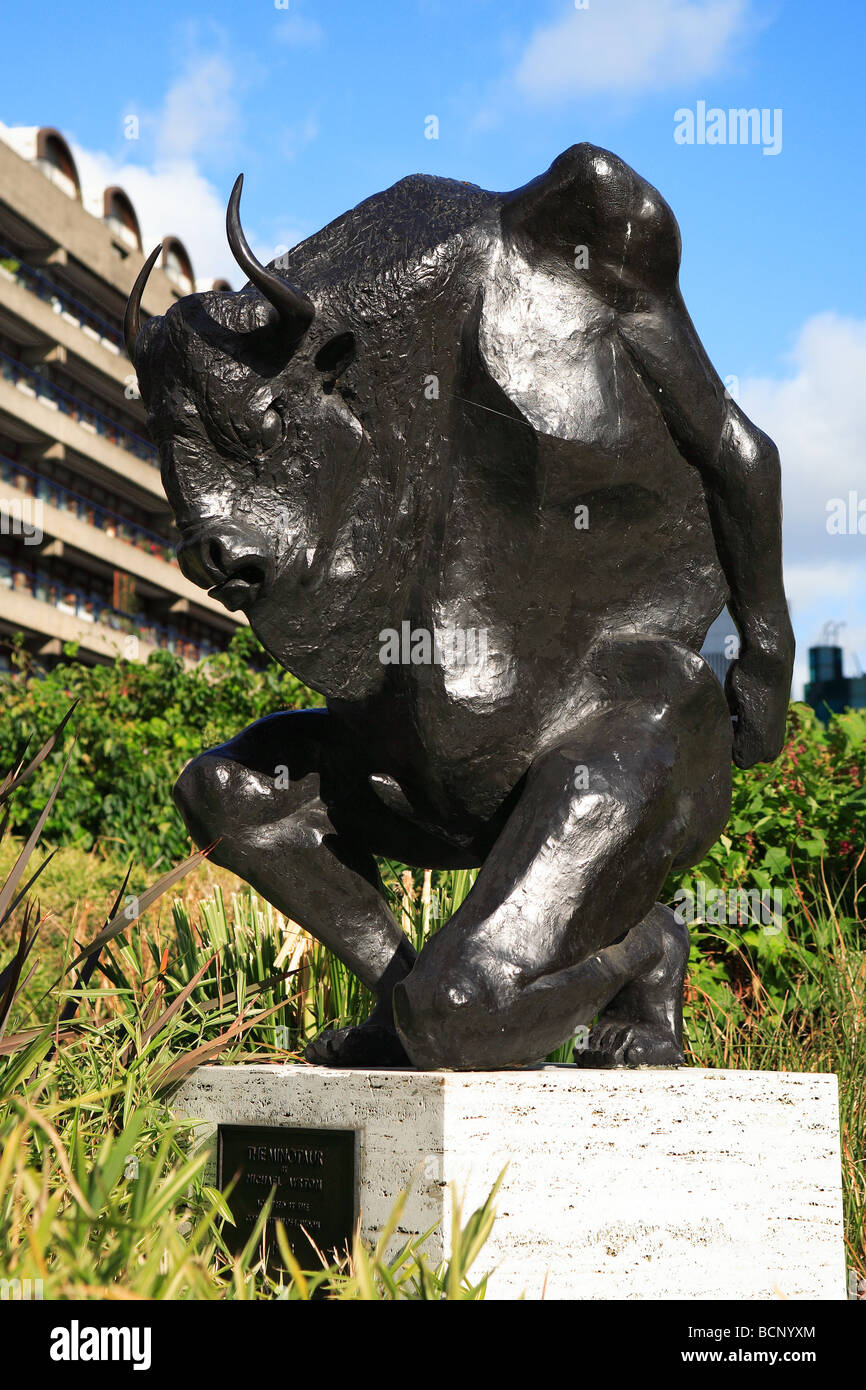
<box><xmin>304</xmin><ymin>1023</ymin><xmax>411</xmax><ymax>1068</ymax></box>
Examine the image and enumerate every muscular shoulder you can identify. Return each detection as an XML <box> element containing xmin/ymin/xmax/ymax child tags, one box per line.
<box><xmin>500</xmin><ymin>143</ymin><xmax>682</xmax><ymax>300</ymax></box>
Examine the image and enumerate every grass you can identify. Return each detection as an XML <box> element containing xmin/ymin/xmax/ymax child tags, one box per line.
<box><xmin>681</xmin><ymin>869</ymin><xmax>866</xmax><ymax>1285</ymax></box>
<box><xmin>0</xmin><ymin>727</ymin><xmax>501</xmax><ymax>1298</ymax></box>
<box><xmin>1</xmin><ymin>714</ymin><xmax>863</xmax><ymax>1297</ymax></box>
<box><xmin>1</xmin><ymin>1078</ymin><xmax>500</xmax><ymax>1299</ymax></box>
<box><xmin>1</xmin><ymin>902</ymin><xmax>499</xmax><ymax>1298</ymax></box>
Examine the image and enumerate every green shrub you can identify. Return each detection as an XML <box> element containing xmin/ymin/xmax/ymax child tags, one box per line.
<box><xmin>663</xmin><ymin>702</ymin><xmax>866</xmax><ymax>1022</ymax></box>
<box><xmin>2</xmin><ymin>680</ymin><xmax>864</xmax><ymax>1291</ymax></box>
<box><xmin>0</xmin><ymin>721</ymin><xmax>498</xmax><ymax>1300</ymax></box>
<box><xmin>667</xmin><ymin>701</ymin><xmax>865</xmax><ymax>908</ymax></box>
<box><xmin>0</xmin><ymin>628</ymin><xmax>321</xmax><ymax>866</ymax></box>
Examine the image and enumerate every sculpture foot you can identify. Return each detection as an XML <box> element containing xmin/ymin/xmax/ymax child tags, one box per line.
<box><xmin>304</xmin><ymin>1021</ymin><xmax>411</xmax><ymax>1068</ymax></box>
<box><xmin>573</xmin><ymin>902</ymin><xmax>689</xmax><ymax>1069</ymax></box>
<box><xmin>575</xmin><ymin>1018</ymin><xmax>684</xmax><ymax>1068</ymax></box>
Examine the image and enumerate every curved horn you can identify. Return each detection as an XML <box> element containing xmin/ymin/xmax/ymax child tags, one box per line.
<box><xmin>124</xmin><ymin>244</ymin><xmax>162</xmax><ymax>363</ymax></box>
<box><xmin>227</xmin><ymin>173</ymin><xmax>314</xmax><ymax>331</ymax></box>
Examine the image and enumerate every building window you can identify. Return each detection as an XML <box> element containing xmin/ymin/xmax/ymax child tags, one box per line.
<box><xmin>34</xmin><ymin>128</ymin><xmax>81</xmax><ymax>201</ymax></box>
<box><xmin>103</xmin><ymin>187</ymin><xmax>142</xmax><ymax>252</ymax></box>
<box><xmin>161</xmin><ymin>237</ymin><xmax>195</xmax><ymax>293</ymax></box>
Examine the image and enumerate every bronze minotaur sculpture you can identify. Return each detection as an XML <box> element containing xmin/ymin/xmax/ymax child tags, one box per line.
<box><xmin>125</xmin><ymin>144</ymin><xmax>794</xmax><ymax>1070</ymax></box>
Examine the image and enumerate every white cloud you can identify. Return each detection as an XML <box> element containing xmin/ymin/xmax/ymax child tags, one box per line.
<box><xmin>156</xmin><ymin>53</ymin><xmax>241</xmax><ymax>162</ymax></box>
<box><xmin>69</xmin><ymin>50</ymin><xmax>244</xmax><ymax>283</ymax></box>
<box><xmin>272</xmin><ymin>7</ymin><xmax>323</xmax><ymax>46</ymax></box>
<box><xmin>68</xmin><ymin>46</ymin><xmax>301</xmax><ymax>284</ymax></box>
<box><xmin>738</xmin><ymin>313</ymin><xmax>866</xmax><ymax>692</ymax></box>
<box><xmin>73</xmin><ymin>144</ymin><xmax>236</xmax><ymax>285</ymax></box>
<box><xmin>280</xmin><ymin>114</ymin><xmax>319</xmax><ymax>162</ymax></box>
<box><xmin>740</xmin><ymin>313</ymin><xmax>866</xmax><ymax>563</ymax></box>
<box><xmin>783</xmin><ymin>560</ymin><xmax>863</xmax><ymax>608</ymax></box>
<box><xmin>469</xmin><ymin>106</ymin><xmax>503</xmax><ymax>134</ymax></box>
<box><xmin>515</xmin><ymin>0</ymin><xmax>750</xmax><ymax>100</ymax></box>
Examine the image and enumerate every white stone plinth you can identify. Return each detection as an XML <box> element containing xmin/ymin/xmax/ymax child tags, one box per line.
<box><xmin>172</xmin><ymin>1064</ymin><xmax>846</xmax><ymax>1300</ymax></box>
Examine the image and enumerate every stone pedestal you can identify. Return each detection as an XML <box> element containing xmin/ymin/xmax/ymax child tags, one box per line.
<box><xmin>172</xmin><ymin>1064</ymin><xmax>846</xmax><ymax>1300</ymax></box>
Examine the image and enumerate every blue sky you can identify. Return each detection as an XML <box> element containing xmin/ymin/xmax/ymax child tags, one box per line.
<box><xmin>2</xmin><ymin>0</ymin><xmax>864</xmax><ymax>694</ymax></box>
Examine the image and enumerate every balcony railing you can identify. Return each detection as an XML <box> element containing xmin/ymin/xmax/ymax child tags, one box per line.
<box><xmin>0</xmin><ymin>558</ymin><xmax>220</xmax><ymax>664</ymax></box>
<box><xmin>0</xmin><ymin>454</ymin><xmax>175</xmax><ymax>562</ymax></box>
<box><xmin>0</xmin><ymin>348</ymin><xmax>157</xmax><ymax>465</ymax></box>
<box><xmin>0</xmin><ymin>242</ymin><xmax>124</xmax><ymax>351</ymax></box>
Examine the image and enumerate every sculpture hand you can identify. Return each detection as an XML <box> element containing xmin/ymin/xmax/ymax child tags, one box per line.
<box><xmin>725</xmin><ymin>640</ymin><xmax>794</xmax><ymax>769</ymax></box>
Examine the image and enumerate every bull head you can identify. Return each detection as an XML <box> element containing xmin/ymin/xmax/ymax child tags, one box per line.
<box><xmin>124</xmin><ymin>176</ymin><xmax>397</xmax><ymax>693</ymax></box>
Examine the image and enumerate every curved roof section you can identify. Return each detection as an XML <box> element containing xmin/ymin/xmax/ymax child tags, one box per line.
<box><xmin>0</xmin><ymin>125</ymin><xmax>83</xmax><ymax>200</ymax></box>
<box><xmin>103</xmin><ymin>185</ymin><xmax>142</xmax><ymax>251</ymax></box>
<box><xmin>36</xmin><ymin>127</ymin><xmax>82</xmax><ymax>200</ymax></box>
<box><xmin>161</xmin><ymin>235</ymin><xmax>196</xmax><ymax>293</ymax></box>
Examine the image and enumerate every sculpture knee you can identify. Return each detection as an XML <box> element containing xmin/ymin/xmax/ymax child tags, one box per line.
<box><xmin>173</xmin><ymin>751</ymin><xmax>243</xmax><ymax>848</ymax></box>
<box><xmin>393</xmin><ymin>957</ymin><xmax>508</xmax><ymax>1070</ymax></box>
<box><xmin>174</xmin><ymin>749</ymin><xmax>330</xmax><ymax>863</ymax></box>
<box><xmin>173</xmin><ymin>749</ymin><xmax>282</xmax><ymax>849</ymax></box>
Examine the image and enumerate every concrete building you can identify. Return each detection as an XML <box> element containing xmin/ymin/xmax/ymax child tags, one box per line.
<box><xmin>0</xmin><ymin>123</ymin><xmax>242</xmax><ymax>670</ymax></box>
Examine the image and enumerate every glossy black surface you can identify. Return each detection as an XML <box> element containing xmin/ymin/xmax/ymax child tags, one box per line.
<box><xmin>128</xmin><ymin>146</ymin><xmax>794</xmax><ymax>1070</ymax></box>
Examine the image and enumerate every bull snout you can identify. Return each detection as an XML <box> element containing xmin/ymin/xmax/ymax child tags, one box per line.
<box><xmin>176</xmin><ymin>523</ymin><xmax>274</xmax><ymax>611</ymax></box>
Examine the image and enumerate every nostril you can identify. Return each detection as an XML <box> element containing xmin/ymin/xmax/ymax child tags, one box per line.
<box><xmin>178</xmin><ymin>530</ymin><xmax>271</xmax><ymax>595</ymax></box>
<box><xmin>232</xmin><ymin>560</ymin><xmax>267</xmax><ymax>586</ymax></box>
<box><xmin>207</xmin><ymin>538</ymin><xmax>225</xmax><ymax>575</ymax></box>
<box><xmin>204</xmin><ymin>538</ymin><xmax>268</xmax><ymax>589</ymax></box>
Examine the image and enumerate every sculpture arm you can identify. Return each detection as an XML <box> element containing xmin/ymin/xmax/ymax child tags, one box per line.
<box><xmin>502</xmin><ymin>143</ymin><xmax>794</xmax><ymax>766</ymax></box>
<box><xmin>615</xmin><ymin>288</ymin><xmax>794</xmax><ymax>769</ymax></box>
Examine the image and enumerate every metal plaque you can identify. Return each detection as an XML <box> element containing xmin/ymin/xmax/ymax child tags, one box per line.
<box><xmin>217</xmin><ymin>1124</ymin><xmax>357</xmax><ymax>1266</ymax></box>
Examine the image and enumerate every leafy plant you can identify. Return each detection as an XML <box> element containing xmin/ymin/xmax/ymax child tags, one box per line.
<box><xmin>1</xmin><ymin>695</ymin><xmax>863</xmax><ymax>1296</ymax></box>
<box><xmin>0</xmin><ymin>628</ymin><xmax>320</xmax><ymax>865</ymax></box>
<box><xmin>0</xmin><ymin>717</ymin><xmax>500</xmax><ymax>1300</ymax></box>
<box><xmin>666</xmin><ymin>703</ymin><xmax>866</xmax><ymax>919</ymax></box>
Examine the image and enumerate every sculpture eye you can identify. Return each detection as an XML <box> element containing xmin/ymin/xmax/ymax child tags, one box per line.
<box><xmin>315</xmin><ymin>331</ymin><xmax>356</xmax><ymax>380</ymax></box>
<box><xmin>259</xmin><ymin>403</ymin><xmax>284</xmax><ymax>453</ymax></box>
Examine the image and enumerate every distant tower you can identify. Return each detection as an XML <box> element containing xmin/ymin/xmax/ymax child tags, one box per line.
<box><xmin>804</xmin><ymin>622</ymin><xmax>866</xmax><ymax>722</ymax></box>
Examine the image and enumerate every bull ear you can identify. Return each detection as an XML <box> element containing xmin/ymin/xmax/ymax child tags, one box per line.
<box><xmin>314</xmin><ymin>331</ymin><xmax>356</xmax><ymax>379</ymax></box>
